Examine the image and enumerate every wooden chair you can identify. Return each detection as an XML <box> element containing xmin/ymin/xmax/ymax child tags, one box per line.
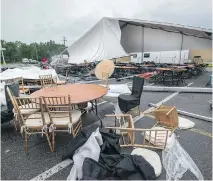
<box><xmin>39</xmin><ymin>74</ymin><xmax>66</xmax><ymax>88</ymax></box>
<box><xmin>18</xmin><ymin>77</ymin><xmax>30</xmax><ymax>94</ymax></box>
<box><xmin>39</xmin><ymin>75</ymin><xmax>56</xmax><ymax>88</ymax></box>
<box><xmin>13</xmin><ymin>96</ymin><xmax>53</xmax><ymax>153</ymax></box>
<box><xmin>43</xmin><ymin>96</ymin><xmax>83</xmax><ymax>151</ymax></box>
<box><xmin>6</xmin><ymin>86</ymin><xmax>40</xmax><ymax>131</ymax></box>
<box><xmin>106</xmin><ymin>114</ymin><xmax>171</xmax><ymax>150</ymax></box>
<box><xmin>152</xmin><ymin>105</ymin><xmax>178</xmax><ymax>135</ymax></box>
<box><xmin>3</xmin><ymin>77</ymin><xmax>30</xmax><ymax>94</ymax></box>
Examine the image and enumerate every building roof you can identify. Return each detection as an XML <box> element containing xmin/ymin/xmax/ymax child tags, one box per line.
<box><xmin>107</xmin><ymin>17</ymin><xmax>212</xmax><ymax>39</ymax></box>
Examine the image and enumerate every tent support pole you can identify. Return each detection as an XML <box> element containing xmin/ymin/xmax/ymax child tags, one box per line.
<box><xmin>141</xmin><ymin>26</ymin><xmax>144</xmax><ymax>63</ymax></box>
<box><xmin>2</xmin><ymin>51</ymin><xmax>6</xmax><ymax>64</ymax></box>
<box><xmin>179</xmin><ymin>33</ymin><xmax>183</xmax><ymax>64</ymax></box>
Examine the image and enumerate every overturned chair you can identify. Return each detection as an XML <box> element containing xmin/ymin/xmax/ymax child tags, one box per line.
<box><xmin>144</xmin><ymin>105</ymin><xmax>179</xmax><ymax>136</ymax></box>
<box><xmin>105</xmin><ymin>114</ymin><xmax>173</xmax><ymax>177</ymax></box>
<box><xmin>105</xmin><ymin>114</ymin><xmax>172</xmax><ymax>150</ymax></box>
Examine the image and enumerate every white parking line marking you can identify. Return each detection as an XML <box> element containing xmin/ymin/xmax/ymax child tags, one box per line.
<box><xmin>134</xmin><ymin>82</ymin><xmax>194</xmax><ymax>123</ymax></box>
<box><xmin>30</xmin><ymin>159</ymin><xmax>73</xmax><ymax>181</ymax></box>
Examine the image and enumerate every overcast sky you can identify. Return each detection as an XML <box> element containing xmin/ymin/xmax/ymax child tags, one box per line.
<box><xmin>1</xmin><ymin>0</ymin><xmax>212</xmax><ymax>45</ymax></box>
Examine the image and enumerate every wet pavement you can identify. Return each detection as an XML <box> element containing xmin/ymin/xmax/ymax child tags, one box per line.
<box><xmin>1</xmin><ymin>67</ymin><xmax>212</xmax><ymax>180</ymax></box>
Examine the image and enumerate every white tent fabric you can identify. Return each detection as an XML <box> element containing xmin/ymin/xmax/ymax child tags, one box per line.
<box><xmin>0</xmin><ymin>66</ymin><xmax>59</xmax><ymax>81</ymax></box>
<box><xmin>67</xmin><ymin>128</ymin><xmax>103</xmax><ymax>180</ymax></box>
<box><xmin>67</xmin><ymin>18</ymin><xmax>128</xmax><ymax>64</ymax></box>
<box><xmin>118</xmin><ymin>18</ymin><xmax>212</xmax><ymax>55</ymax></box>
<box><xmin>66</xmin><ymin>17</ymin><xmax>211</xmax><ymax>64</ymax></box>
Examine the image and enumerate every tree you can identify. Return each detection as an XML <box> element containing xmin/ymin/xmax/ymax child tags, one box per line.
<box><xmin>0</xmin><ymin>39</ymin><xmax>66</xmax><ymax>62</ymax></box>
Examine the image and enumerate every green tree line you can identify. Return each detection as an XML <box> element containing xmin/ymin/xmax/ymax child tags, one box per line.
<box><xmin>1</xmin><ymin>40</ymin><xmax>67</xmax><ymax>62</ymax></box>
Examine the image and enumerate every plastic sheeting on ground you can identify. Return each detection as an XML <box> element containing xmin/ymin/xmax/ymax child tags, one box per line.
<box><xmin>67</xmin><ymin>18</ymin><xmax>127</xmax><ymax>64</ymax></box>
<box><xmin>162</xmin><ymin>135</ymin><xmax>204</xmax><ymax>180</ymax></box>
<box><xmin>0</xmin><ymin>66</ymin><xmax>59</xmax><ymax>81</ymax></box>
<box><xmin>67</xmin><ymin>128</ymin><xmax>103</xmax><ymax>180</ymax></box>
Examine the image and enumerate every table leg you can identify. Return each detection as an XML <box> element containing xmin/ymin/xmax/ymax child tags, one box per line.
<box><xmin>91</xmin><ymin>99</ymin><xmax>103</xmax><ymax>128</ymax></box>
<box><xmin>163</xmin><ymin>71</ymin><xmax>165</xmax><ymax>85</ymax></box>
<box><xmin>95</xmin><ymin>99</ymin><xmax>98</xmax><ymax>115</ymax></box>
<box><xmin>172</xmin><ymin>71</ymin><xmax>174</xmax><ymax>85</ymax></box>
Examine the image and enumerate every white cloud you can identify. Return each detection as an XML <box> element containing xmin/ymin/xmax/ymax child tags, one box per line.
<box><xmin>1</xmin><ymin>0</ymin><xmax>212</xmax><ymax>45</ymax></box>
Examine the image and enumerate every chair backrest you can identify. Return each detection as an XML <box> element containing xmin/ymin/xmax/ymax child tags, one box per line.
<box><xmin>106</xmin><ymin>114</ymin><xmax>170</xmax><ymax>150</ymax></box>
<box><xmin>39</xmin><ymin>75</ymin><xmax>56</xmax><ymax>88</ymax></box>
<box><xmin>131</xmin><ymin>76</ymin><xmax>144</xmax><ymax>98</ymax></box>
<box><xmin>5</xmin><ymin>83</ymin><xmax>20</xmax><ymax>110</ymax></box>
<box><xmin>13</xmin><ymin>96</ymin><xmax>44</xmax><ymax>126</ymax></box>
<box><xmin>43</xmin><ymin>96</ymin><xmax>73</xmax><ymax>124</ymax></box>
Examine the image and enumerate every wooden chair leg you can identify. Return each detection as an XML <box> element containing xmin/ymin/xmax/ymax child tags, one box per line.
<box><xmin>138</xmin><ymin>105</ymin><xmax>140</xmax><ymax>116</ymax></box>
<box><xmin>13</xmin><ymin>119</ymin><xmax>18</xmax><ymax>131</ymax></box>
<box><xmin>52</xmin><ymin>132</ymin><xmax>55</xmax><ymax>152</ymax></box>
<box><xmin>25</xmin><ymin>132</ymin><xmax>28</xmax><ymax>153</ymax></box>
<box><xmin>45</xmin><ymin>131</ymin><xmax>53</xmax><ymax>152</ymax></box>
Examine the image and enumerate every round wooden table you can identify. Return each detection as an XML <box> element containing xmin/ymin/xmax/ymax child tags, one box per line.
<box><xmin>31</xmin><ymin>84</ymin><xmax>108</xmax><ymax>104</ymax></box>
<box><xmin>31</xmin><ymin>84</ymin><xmax>108</xmax><ymax>127</ymax></box>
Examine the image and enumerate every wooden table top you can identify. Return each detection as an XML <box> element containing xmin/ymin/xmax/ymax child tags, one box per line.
<box><xmin>31</xmin><ymin>84</ymin><xmax>108</xmax><ymax>104</ymax></box>
<box><xmin>156</xmin><ymin>68</ymin><xmax>187</xmax><ymax>72</ymax></box>
<box><xmin>139</xmin><ymin>64</ymin><xmax>155</xmax><ymax>67</ymax></box>
<box><xmin>115</xmin><ymin>66</ymin><xmax>138</xmax><ymax>69</ymax></box>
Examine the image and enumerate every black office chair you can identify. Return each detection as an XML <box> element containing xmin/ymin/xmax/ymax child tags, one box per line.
<box><xmin>118</xmin><ymin>76</ymin><xmax>144</xmax><ymax>113</ymax></box>
<box><xmin>1</xmin><ymin>83</ymin><xmax>19</xmax><ymax>124</ymax></box>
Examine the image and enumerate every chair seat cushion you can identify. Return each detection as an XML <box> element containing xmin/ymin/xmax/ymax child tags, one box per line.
<box><xmin>178</xmin><ymin>116</ymin><xmax>195</xmax><ymax>129</ymax></box>
<box><xmin>118</xmin><ymin>94</ymin><xmax>140</xmax><ymax>113</ymax></box>
<box><xmin>25</xmin><ymin>112</ymin><xmax>50</xmax><ymax>128</ymax></box>
<box><xmin>19</xmin><ymin>88</ymin><xmax>29</xmax><ymax>94</ymax></box>
<box><xmin>19</xmin><ymin>103</ymin><xmax>40</xmax><ymax>115</ymax></box>
<box><xmin>51</xmin><ymin>110</ymin><xmax>82</xmax><ymax>126</ymax></box>
<box><xmin>131</xmin><ymin>148</ymin><xmax>162</xmax><ymax>177</ymax></box>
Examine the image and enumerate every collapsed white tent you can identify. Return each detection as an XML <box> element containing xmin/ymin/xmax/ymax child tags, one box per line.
<box><xmin>0</xmin><ymin>66</ymin><xmax>59</xmax><ymax>81</ymax></box>
<box><xmin>66</xmin><ymin>17</ymin><xmax>212</xmax><ymax>64</ymax></box>
<box><xmin>67</xmin><ymin>18</ymin><xmax>128</xmax><ymax>64</ymax></box>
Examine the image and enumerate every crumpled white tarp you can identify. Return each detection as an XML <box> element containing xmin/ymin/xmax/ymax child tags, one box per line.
<box><xmin>0</xmin><ymin>66</ymin><xmax>59</xmax><ymax>81</ymax></box>
<box><xmin>0</xmin><ymin>81</ymin><xmax>6</xmax><ymax>105</ymax></box>
<box><xmin>67</xmin><ymin>128</ymin><xmax>103</xmax><ymax>181</ymax></box>
<box><xmin>67</xmin><ymin>18</ymin><xmax>127</xmax><ymax>64</ymax></box>
<box><xmin>162</xmin><ymin>135</ymin><xmax>204</xmax><ymax>180</ymax></box>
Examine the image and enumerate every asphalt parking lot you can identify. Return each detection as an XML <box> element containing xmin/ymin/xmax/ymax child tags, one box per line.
<box><xmin>1</xmin><ymin>68</ymin><xmax>212</xmax><ymax>180</ymax></box>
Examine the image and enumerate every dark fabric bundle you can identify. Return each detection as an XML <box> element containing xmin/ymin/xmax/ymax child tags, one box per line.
<box><xmin>63</xmin><ymin>127</ymin><xmax>156</xmax><ymax>180</ymax></box>
<box><xmin>1</xmin><ymin>82</ymin><xmax>19</xmax><ymax>124</ymax></box>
